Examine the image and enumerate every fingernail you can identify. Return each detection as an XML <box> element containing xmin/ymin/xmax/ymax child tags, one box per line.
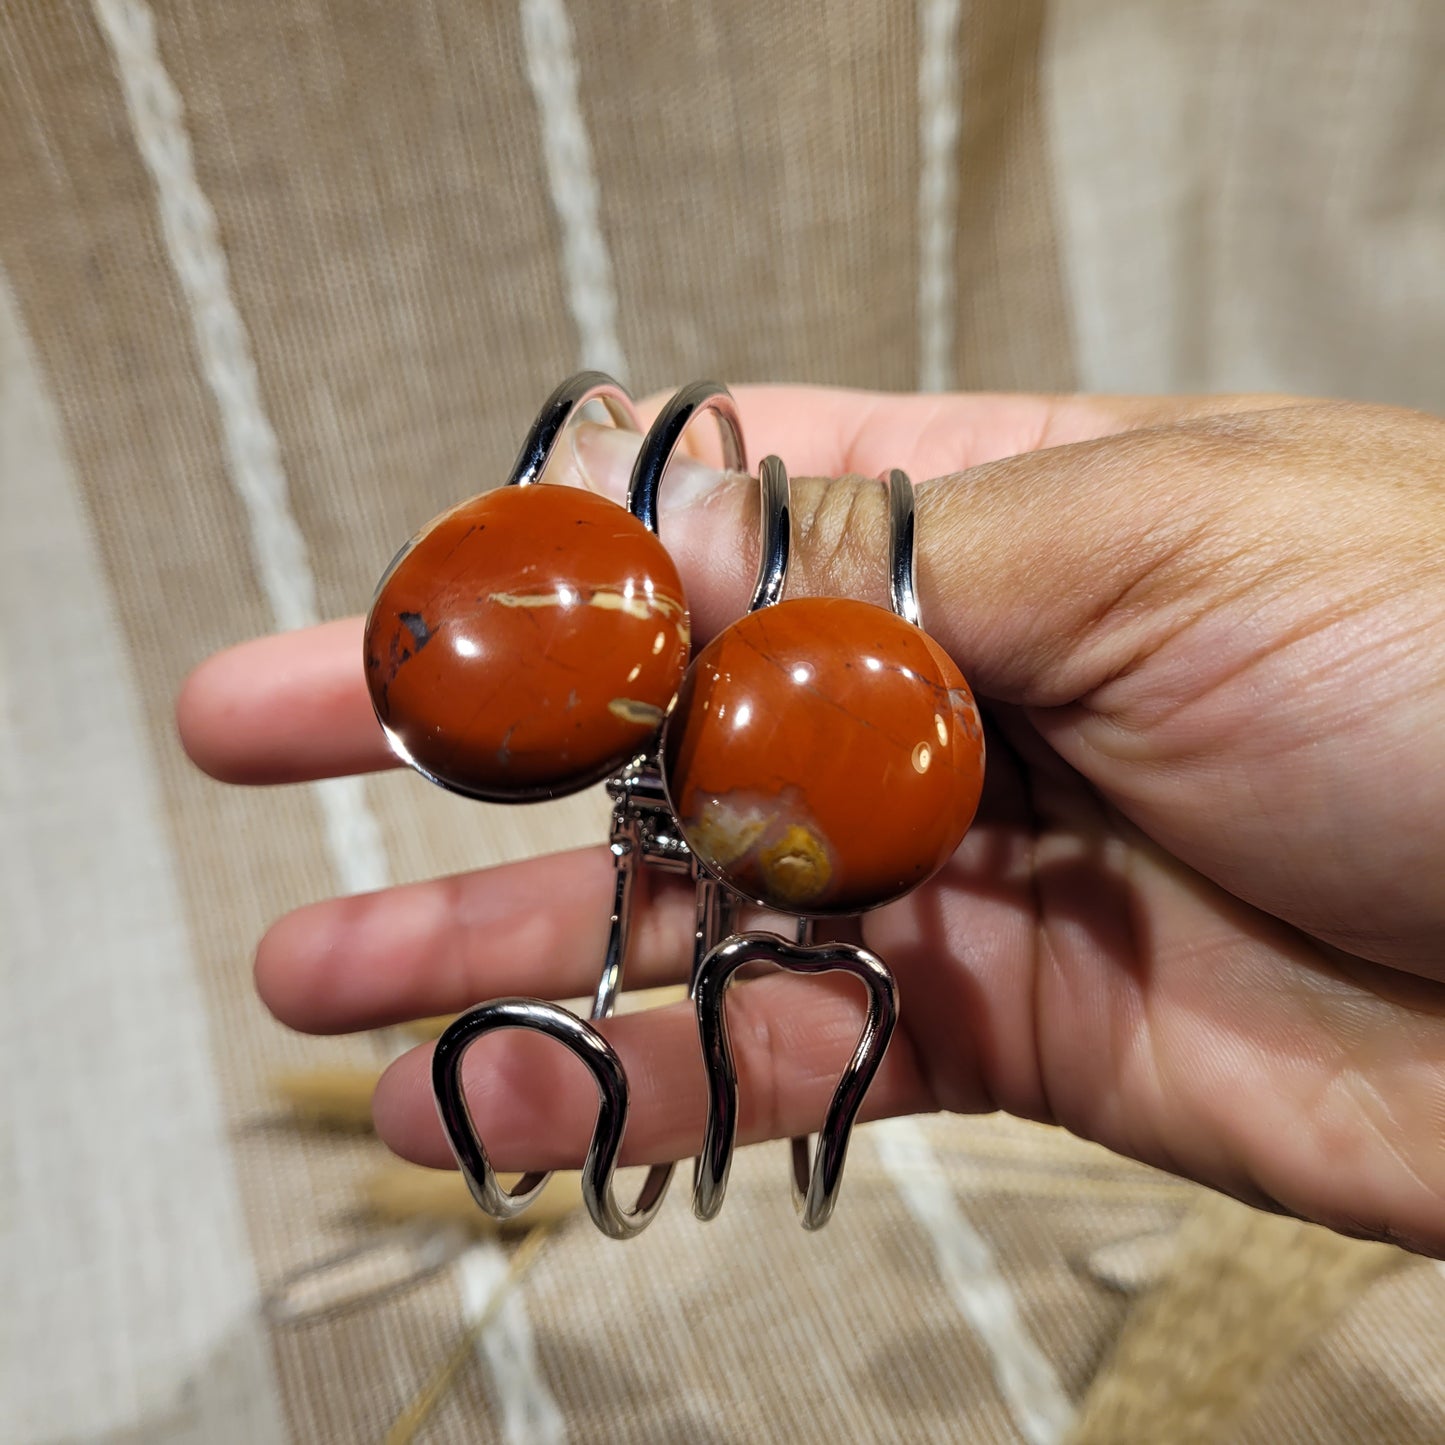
<box><xmin>572</xmin><ymin>421</ymin><xmax>730</xmax><ymax>511</ymax></box>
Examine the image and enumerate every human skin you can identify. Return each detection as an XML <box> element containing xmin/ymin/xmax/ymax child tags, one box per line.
<box><xmin>178</xmin><ymin>387</ymin><xmax>1445</xmax><ymax>1257</ymax></box>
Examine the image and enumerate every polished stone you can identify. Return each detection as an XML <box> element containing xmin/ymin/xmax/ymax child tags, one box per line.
<box><xmin>365</xmin><ymin>484</ymin><xmax>690</xmax><ymax>799</ymax></box>
<box><xmin>662</xmin><ymin>597</ymin><xmax>984</xmax><ymax>913</ymax></box>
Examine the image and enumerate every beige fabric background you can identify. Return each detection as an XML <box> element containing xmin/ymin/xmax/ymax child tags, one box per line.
<box><xmin>2</xmin><ymin>2</ymin><xmax>1443</xmax><ymax>1442</ymax></box>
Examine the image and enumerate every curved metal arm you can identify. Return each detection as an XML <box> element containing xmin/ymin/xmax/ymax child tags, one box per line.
<box><xmin>749</xmin><ymin>454</ymin><xmax>792</xmax><ymax>612</ymax></box>
<box><xmin>508</xmin><ymin>371</ymin><xmax>639</xmax><ymax>487</ymax></box>
<box><xmin>433</xmin><ymin>998</ymin><xmax>672</xmax><ymax>1240</ymax></box>
<box><xmin>691</xmin><ymin>933</ymin><xmax>899</xmax><ymax>1230</ymax></box>
<box><xmin>625</xmin><ymin>381</ymin><xmax>746</xmax><ymax>532</ymax></box>
<box><xmin>627</xmin><ymin>381</ymin><xmax>794</xmax><ymax>615</ymax></box>
<box><xmin>884</xmin><ymin>467</ymin><xmax>921</xmax><ymax>627</ymax></box>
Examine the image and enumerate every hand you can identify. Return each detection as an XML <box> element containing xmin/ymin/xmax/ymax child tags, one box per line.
<box><xmin>178</xmin><ymin>388</ymin><xmax>1445</xmax><ymax>1256</ymax></box>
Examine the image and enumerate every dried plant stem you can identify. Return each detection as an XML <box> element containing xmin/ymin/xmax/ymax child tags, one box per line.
<box><xmin>384</xmin><ymin>1226</ymin><xmax>553</xmax><ymax>1445</ymax></box>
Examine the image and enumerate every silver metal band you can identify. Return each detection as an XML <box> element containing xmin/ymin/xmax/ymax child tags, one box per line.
<box><xmin>433</xmin><ymin>998</ymin><xmax>671</xmax><ymax>1240</ymax></box>
<box><xmin>625</xmin><ymin>380</ymin><xmax>746</xmax><ymax>533</ymax></box>
<box><xmin>691</xmin><ymin>934</ymin><xmax>899</xmax><ymax>1230</ymax></box>
<box><xmin>506</xmin><ymin>370</ymin><xmax>640</xmax><ymax>487</ymax></box>
<box><xmin>884</xmin><ymin>467</ymin><xmax>921</xmax><ymax>627</ymax></box>
<box><xmin>749</xmin><ymin>454</ymin><xmax>792</xmax><ymax>611</ymax></box>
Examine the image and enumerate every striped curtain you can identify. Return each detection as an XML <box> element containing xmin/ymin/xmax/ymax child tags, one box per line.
<box><xmin>4</xmin><ymin>3</ymin><xmax>1444</xmax><ymax>1441</ymax></box>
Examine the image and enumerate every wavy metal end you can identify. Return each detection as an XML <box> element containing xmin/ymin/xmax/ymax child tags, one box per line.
<box><xmin>433</xmin><ymin>999</ymin><xmax>672</xmax><ymax>1241</ymax></box>
<box><xmin>690</xmin><ymin>933</ymin><xmax>899</xmax><ymax>1230</ymax></box>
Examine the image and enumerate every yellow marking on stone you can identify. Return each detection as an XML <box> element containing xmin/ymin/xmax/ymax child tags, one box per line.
<box><xmin>758</xmin><ymin>825</ymin><xmax>833</xmax><ymax>906</ymax></box>
<box><xmin>587</xmin><ymin>589</ymin><xmax>667</xmax><ymax>620</ymax></box>
<box><xmin>608</xmin><ymin>698</ymin><xmax>665</xmax><ymax>727</ymax></box>
<box><xmin>489</xmin><ymin>586</ymin><xmax>684</xmax><ymax>622</ymax></box>
<box><xmin>489</xmin><ymin>589</ymin><xmax>571</xmax><ymax>609</ymax></box>
<box><xmin>934</xmin><ymin>713</ymin><xmax>948</xmax><ymax>746</ymax></box>
<box><xmin>913</xmin><ymin>742</ymin><xmax>933</xmax><ymax>773</ymax></box>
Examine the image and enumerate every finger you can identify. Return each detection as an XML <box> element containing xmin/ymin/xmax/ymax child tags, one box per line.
<box><xmin>371</xmin><ymin>970</ymin><xmax>935</xmax><ymax>1172</ymax></box>
<box><xmin>638</xmin><ymin>385</ymin><xmax>1082</xmax><ymax>478</ymax></box>
<box><xmin>248</xmin><ymin>731</ymin><xmax>1018</xmax><ymax>1040</ymax></box>
<box><xmin>180</xmin><ymin>387</ymin><xmax>1121</xmax><ymax>783</ymax></box>
<box><xmin>177</xmin><ymin>617</ymin><xmax>390</xmax><ymax>783</ymax></box>
<box><xmin>178</xmin><ymin>387</ymin><xmax>1309</xmax><ymax>787</ymax></box>
<box><xmin>254</xmin><ymin>846</ymin><xmax>699</xmax><ymax>1033</ymax></box>
<box><xmin>256</xmin><ymin>822</ymin><xmax>879</xmax><ymax>1035</ymax></box>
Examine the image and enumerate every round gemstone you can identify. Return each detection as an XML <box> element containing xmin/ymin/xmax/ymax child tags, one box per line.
<box><xmin>365</xmin><ymin>484</ymin><xmax>690</xmax><ymax>799</ymax></box>
<box><xmin>662</xmin><ymin>597</ymin><xmax>984</xmax><ymax>914</ymax></box>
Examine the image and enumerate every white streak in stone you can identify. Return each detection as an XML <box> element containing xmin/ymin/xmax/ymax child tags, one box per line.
<box><xmin>489</xmin><ymin>586</ymin><xmax>684</xmax><ymax>622</ymax></box>
<box><xmin>92</xmin><ymin>0</ymin><xmax>388</xmax><ymax>897</ymax></box>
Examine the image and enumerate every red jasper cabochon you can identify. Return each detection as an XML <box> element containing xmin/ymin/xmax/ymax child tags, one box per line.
<box><xmin>661</xmin><ymin>596</ymin><xmax>985</xmax><ymax>914</ymax></box>
<box><xmin>365</xmin><ymin>484</ymin><xmax>690</xmax><ymax>799</ymax></box>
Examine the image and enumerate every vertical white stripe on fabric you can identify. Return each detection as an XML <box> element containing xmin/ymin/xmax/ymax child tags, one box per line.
<box><xmin>873</xmin><ymin>1119</ymin><xmax>1076</xmax><ymax>1445</ymax></box>
<box><xmin>0</xmin><ymin>272</ymin><xmax>289</xmax><ymax>1445</ymax></box>
<box><xmin>914</xmin><ymin>13</ymin><xmax>1071</xmax><ymax>1437</ymax></box>
<box><xmin>92</xmin><ymin>0</ymin><xmax>388</xmax><ymax>898</ymax></box>
<box><xmin>519</xmin><ymin>0</ymin><xmax>628</xmax><ymax>378</ymax></box>
<box><xmin>92</xmin><ymin>3</ymin><xmax>561</xmax><ymax>1434</ymax></box>
<box><xmin>457</xmin><ymin>1245</ymin><xmax>568</xmax><ymax>1445</ymax></box>
<box><xmin>917</xmin><ymin>0</ymin><xmax>964</xmax><ymax>393</ymax></box>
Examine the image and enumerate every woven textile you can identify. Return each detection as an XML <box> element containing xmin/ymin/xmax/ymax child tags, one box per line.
<box><xmin>4</xmin><ymin>3</ymin><xmax>1444</xmax><ymax>1441</ymax></box>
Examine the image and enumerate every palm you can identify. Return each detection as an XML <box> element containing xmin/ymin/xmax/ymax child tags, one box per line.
<box><xmin>870</xmin><ymin>705</ymin><xmax>1445</xmax><ymax>1248</ymax></box>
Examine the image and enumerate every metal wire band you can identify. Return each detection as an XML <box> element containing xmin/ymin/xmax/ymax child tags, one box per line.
<box><xmin>691</xmin><ymin>935</ymin><xmax>899</xmax><ymax>1230</ymax></box>
<box><xmin>749</xmin><ymin>454</ymin><xmax>792</xmax><ymax>612</ymax></box>
<box><xmin>434</xmin><ymin>999</ymin><xmax>669</xmax><ymax>1239</ymax></box>
<box><xmin>884</xmin><ymin>467</ymin><xmax>921</xmax><ymax>626</ymax></box>
<box><xmin>625</xmin><ymin>380</ymin><xmax>746</xmax><ymax>533</ymax></box>
<box><xmin>506</xmin><ymin>370</ymin><xmax>639</xmax><ymax>486</ymax></box>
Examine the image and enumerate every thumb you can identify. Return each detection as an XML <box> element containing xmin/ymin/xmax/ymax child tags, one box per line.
<box><xmin>576</xmin><ymin>398</ymin><xmax>1445</xmax><ymax>968</ymax></box>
